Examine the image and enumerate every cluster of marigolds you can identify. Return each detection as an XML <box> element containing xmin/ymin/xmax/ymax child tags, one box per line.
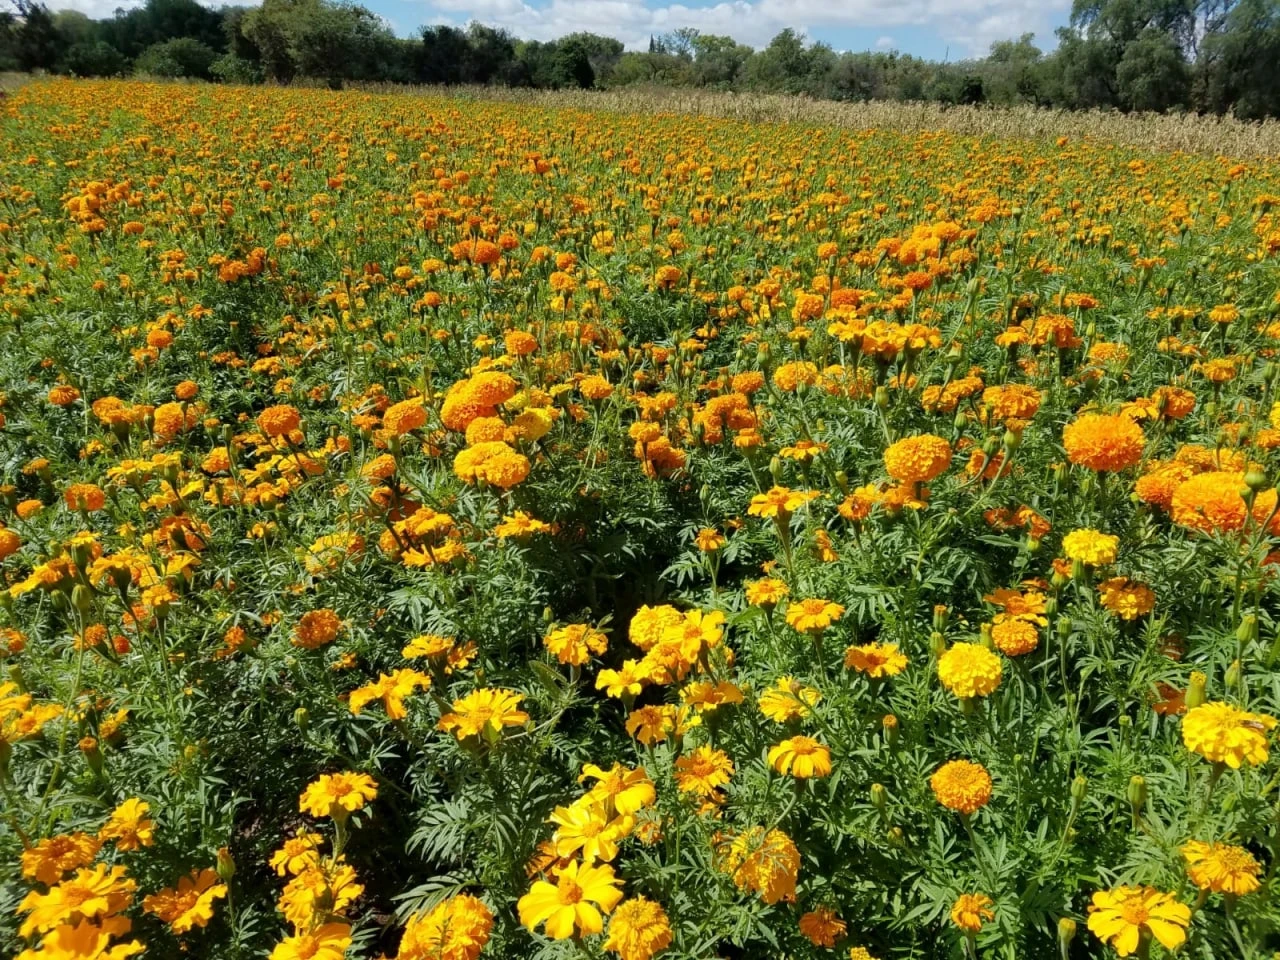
<box><xmin>4</xmin><ymin>78</ymin><xmax>1280</xmax><ymax>959</ymax></box>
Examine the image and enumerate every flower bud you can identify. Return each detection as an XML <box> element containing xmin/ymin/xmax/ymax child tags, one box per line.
<box><xmin>769</xmin><ymin>456</ymin><xmax>783</xmax><ymax>485</ymax></box>
<box><xmin>881</xmin><ymin>713</ymin><xmax>899</xmax><ymax>747</ymax></box>
<box><xmin>1237</xmin><ymin>615</ymin><xmax>1259</xmax><ymax>647</ymax></box>
<box><xmin>1002</xmin><ymin>427</ymin><xmax>1022</xmax><ymax>451</ymax></box>
<box><xmin>216</xmin><ymin>846</ymin><xmax>236</xmax><ymax>883</ymax></box>
<box><xmin>979</xmin><ymin>623</ymin><xmax>994</xmax><ymax>650</ymax></box>
<box><xmin>72</xmin><ymin>584</ymin><xmax>94</xmax><ymax>614</ymax></box>
<box><xmin>1070</xmin><ymin>775</ymin><xmax>1088</xmax><ymax>804</ymax></box>
<box><xmin>930</xmin><ymin>631</ymin><xmax>947</xmax><ymax>658</ymax></box>
<box><xmin>933</xmin><ymin>605</ymin><xmax>949</xmax><ymax>632</ymax></box>
<box><xmin>1225</xmin><ymin>658</ymin><xmax>1242</xmax><ymax>689</ymax></box>
<box><xmin>1127</xmin><ymin>775</ymin><xmax>1147</xmax><ymax>813</ymax></box>
<box><xmin>871</xmin><ymin>783</ymin><xmax>888</xmax><ymax>814</ymax></box>
<box><xmin>1186</xmin><ymin>671</ymin><xmax>1206</xmax><ymax>709</ymax></box>
<box><xmin>294</xmin><ymin>707</ymin><xmax>311</xmax><ymax>735</ymax></box>
<box><xmin>1058</xmin><ymin>917</ymin><xmax>1077</xmax><ymax>949</ymax></box>
<box><xmin>874</xmin><ymin>386</ymin><xmax>889</xmax><ymax>409</ymax></box>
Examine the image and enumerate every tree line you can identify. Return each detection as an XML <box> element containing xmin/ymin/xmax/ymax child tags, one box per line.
<box><xmin>3</xmin><ymin>0</ymin><xmax>1280</xmax><ymax>119</ymax></box>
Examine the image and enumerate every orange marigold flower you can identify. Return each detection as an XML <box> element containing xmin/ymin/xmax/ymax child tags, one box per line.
<box><xmin>1062</xmin><ymin>413</ymin><xmax>1144</xmax><ymax>472</ymax></box>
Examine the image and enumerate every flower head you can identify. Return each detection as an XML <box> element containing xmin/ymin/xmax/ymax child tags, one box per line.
<box><xmin>1182</xmin><ymin>701</ymin><xmax>1276</xmax><ymax>768</ymax></box>
<box><xmin>1181</xmin><ymin>840</ymin><xmax>1261</xmax><ymax>896</ymax></box>
<box><xmin>299</xmin><ymin>771</ymin><xmax>378</xmax><ymax>819</ymax></box>
<box><xmin>517</xmin><ymin>860</ymin><xmax>624</xmax><ymax>939</ymax></box>
<box><xmin>949</xmin><ymin>893</ymin><xmax>994</xmax><ymax>933</ymax></box>
<box><xmin>937</xmin><ymin>643</ymin><xmax>1002</xmax><ymax>698</ymax></box>
<box><xmin>1087</xmin><ymin>886</ymin><xmax>1189</xmax><ymax>957</ymax></box>
<box><xmin>1063</xmin><ymin>413</ymin><xmax>1144</xmax><ymax>472</ymax></box>
<box><xmin>931</xmin><ymin>760</ymin><xmax>993</xmax><ymax>815</ymax></box>
<box><xmin>604</xmin><ymin>897</ymin><xmax>673</xmax><ymax>960</ymax></box>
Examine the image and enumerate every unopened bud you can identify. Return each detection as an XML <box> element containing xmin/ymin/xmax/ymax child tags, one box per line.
<box><xmin>1058</xmin><ymin>917</ymin><xmax>1077</xmax><ymax>948</ymax></box>
<box><xmin>1127</xmin><ymin>775</ymin><xmax>1147</xmax><ymax>812</ymax></box>
<box><xmin>930</xmin><ymin>632</ymin><xmax>947</xmax><ymax>658</ymax></box>
<box><xmin>1070</xmin><ymin>775</ymin><xmax>1088</xmax><ymax>803</ymax></box>
<box><xmin>882</xmin><ymin>713</ymin><xmax>899</xmax><ymax>747</ymax></box>
<box><xmin>871</xmin><ymin>783</ymin><xmax>888</xmax><ymax>813</ymax></box>
<box><xmin>294</xmin><ymin>707</ymin><xmax>310</xmax><ymax>734</ymax></box>
<box><xmin>874</xmin><ymin>386</ymin><xmax>889</xmax><ymax>409</ymax></box>
<box><xmin>1225</xmin><ymin>658</ymin><xmax>1242</xmax><ymax>688</ymax></box>
<box><xmin>216</xmin><ymin>846</ymin><xmax>236</xmax><ymax>883</ymax></box>
<box><xmin>1186</xmin><ymin>671</ymin><xmax>1206</xmax><ymax>709</ymax></box>
<box><xmin>1238</xmin><ymin>615</ymin><xmax>1259</xmax><ymax>647</ymax></box>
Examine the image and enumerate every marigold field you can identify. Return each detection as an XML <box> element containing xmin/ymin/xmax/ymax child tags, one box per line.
<box><xmin>4</xmin><ymin>79</ymin><xmax>1280</xmax><ymax>960</ymax></box>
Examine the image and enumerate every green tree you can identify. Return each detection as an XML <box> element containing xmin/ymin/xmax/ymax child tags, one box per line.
<box><xmin>1115</xmin><ymin>25</ymin><xmax>1190</xmax><ymax>110</ymax></box>
<box><xmin>135</xmin><ymin>36</ymin><xmax>217</xmax><ymax>78</ymax></box>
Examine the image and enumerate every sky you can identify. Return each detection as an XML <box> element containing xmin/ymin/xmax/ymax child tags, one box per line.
<box><xmin>59</xmin><ymin>0</ymin><xmax>1076</xmax><ymax>59</ymax></box>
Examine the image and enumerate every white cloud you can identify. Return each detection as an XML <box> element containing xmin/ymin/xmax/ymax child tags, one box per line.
<box><xmin>418</xmin><ymin>0</ymin><xmax>1070</xmax><ymax>54</ymax></box>
<box><xmin>875</xmin><ymin>35</ymin><xmax>893</xmax><ymax>49</ymax></box>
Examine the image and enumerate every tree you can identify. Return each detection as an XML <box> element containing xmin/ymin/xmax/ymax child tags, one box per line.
<box><xmin>135</xmin><ymin>35</ymin><xmax>216</xmax><ymax>78</ymax></box>
<box><xmin>1200</xmin><ymin>0</ymin><xmax>1280</xmax><ymax>118</ymax></box>
<box><xmin>62</xmin><ymin>40</ymin><xmax>125</xmax><ymax>76</ymax></box>
<box><xmin>690</xmin><ymin>33</ymin><xmax>751</xmax><ymax>88</ymax></box>
<box><xmin>1116</xmin><ymin>25</ymin><xmax>1190</xmax><ymax>110</ymax></box>
<box><xmin>552</xmin><ymin>35</ymin><xmax>594</xmax><ymax>88</ymax></box>
<box><xmin>9</xmin><ymin>0</ymin><xmax>65</xmax><ymax>71</ymax></box>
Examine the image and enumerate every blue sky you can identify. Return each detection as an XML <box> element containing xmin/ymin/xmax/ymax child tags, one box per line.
<box><xmin>60</xmin><ymin>0</ymin><xmax>1074</xmax><ymax>59</ymax></box>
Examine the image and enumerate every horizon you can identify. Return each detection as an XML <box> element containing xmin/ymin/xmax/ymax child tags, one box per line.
<box><xmin>47</xmin><ymin>0</ymin><xmax>1075</xmax><ymax>60</ymax></box>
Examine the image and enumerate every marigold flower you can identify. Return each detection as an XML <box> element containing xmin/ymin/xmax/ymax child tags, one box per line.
<box><xmin>758</xmin><ymin>675</ymin><xmax>821</xmax><ymax>722</ymax></box>
<box><xmin>271</xmin><ymin>922</ymin><xmax>352</xmax><ymax>960</ymax></box>
<box><xmin>843</xmin><ymin>642</ymin><xmax>908</xmax><ymax>677</ymax></box>
<box><xmin>1087</xmin><ymin>886</ymin><xmax>1189</xmax><ymax>957</ymax></box>
<box><xmin>1061</xmin><ymin>528</ymin><xmax>1118</xmax><ymax>566</ymax></box>
<box><xmin>293</xmin><ymin>608</ymin><xmax>342</xmax><ymax>649</ymax></box>
<box><xmin>396</xmin><ymin>893</ymin><xmax>493</xmax><ymax>960</ymax></box>
<box><xmin>98</xmin><ymin>798</ymin><xmax>154</xmax><ymax>852</ymax></box>
<box><xmin>931</xmin><ymin>759</ymin><xmax>992</xmax><ymax>814</ymax></box>
<box><xmin>1062</xmin><ymin>413</ymin><xmax>1144</xmax><ymax>472</ymax></box>
<box><xmin>17</xmin><ymin>863</ymin><xmax>136</xmax><ymax>938</ymax></box>
<box><xmin>604</xmin><ymin>896</ymin><xmax>672</xmax><ymax>960</ymax></box>
<box><xmin>1181</xmin><ymin>840</ymin><xmax>1261</xmax><ymax>896</ymax></box>
<box><xmin>785</xmin><ymin>597</ymin><xmax>844</xmax><ymax>634</ymax></box>
<box><xmin>258</xmin><ymin>404</ymin><xmax>301</xmax><ymax>438</ymax></box>
<box><xmin>674</xmin><ymin>745</ymin><xmax>734</xmax><ymax>796</ymax></box>
<box><xmin>438</xmin><ymin>688</ymin><xmax>528</xmax><ymax>740</ymax></box>
<box><xmin>299</xmin><ymin>771</ymin><xmax>378</xmax><ymax>819</ymax></box>
<box><xmin>20</xmin><ymin>833</ymin><xmax>102</xmax><ymax>885</ymax></box>
<box><xmin>141</xmin><ymin>868</ymin><xmax>227</xmax><ymax>933</ymax></box>
<box><xmin>937</xmin><ymin>642</ymin><xmax>1002</xmax><ymax>698</ymax></box>
<box><xmin>748</xmin><ymin>485</ymin><xmax>819</xmax><ymax>518</ymax></box>
<box><xmin>798</xmin><ymin>906</ymin><xmax>846</xmax><ymax>947</ymax></box>
<box><xmin>883</xmin><ymin>434</ymin><xmax>952</xmax><ymax>483</ymax></box>
<box><xmin>517</xmin><ymin>859</ymin><xmax>624</xmax><ymax>939</ymax></box>
<box><xmin>1171</xmin><ymin>470</ymin><xmax>1279</xmax><ymax>534</ymax></box>
<box><xmin>768</xmin><ymin>736</ymin><xmax>832</xmax><ymax>778</ymax></box>
<box><xmin>1097</xmin><ymin>578</ymin><xmax>1155</xmax><ymax>620</ymax></box>
<box><xmin>991</xmin><ymin>618</ymin><xmax>1038</xmax><ymax>656</ymax></box>
<box><xmin>544</xmin><ymin>623</ymin><xmax>608</xmax><ymax>666</ymax></box>
<box><xmin>348</xmin><ymin>668</ymin><xmax>431</xmax><ymax>719</ymax></box>
<box><xmin>1182</xmin><ymin>701</ymin><xmax>1276</xmax><ymax>768</ymax></box>
<box><xmin>950</xmin><ymin>892</ymin><xmax>995</xmax><ymax>933</ymax></box>
<box><xmin>745</xmin><ymin>577</ymin><xmax>789</xmax><ymax>607</ymax></box>
<box><xmin>718</xmin><ymin>827</ymin><xmax>799</xmax><ymax>904</ymax></box>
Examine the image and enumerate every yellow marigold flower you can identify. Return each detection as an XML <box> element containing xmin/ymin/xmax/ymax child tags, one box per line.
<box><xmin>544</xmin><ymin>623</ymin><xmax>608</xmax><ymax>666</ymax></box>
<box><xmin>1180</xmin><ymin>840</ymin><xmax>1261</xmax><ymax>896</ymax></box>
<box><xmin>1182</xmin><ymin>701</ymin><xmax>1277</xmax><ymax>768</ymax></box>
<box><xmin>1061</xmin><ymin>528</ymin><xmax>1119</xmax><ymax>566</ymax></box>
<box><xmin>1087</xmin><ymin>886</ymin><xmax>1190</xmax><ymax>957</ymax></box>
<box><xmin>1063</xmin><ymin>413</ymin><xmax>1144</xmax><ymax>472</ymax></box>
<box><xmin>1097</xmin><ymin>578</ymin><xmax>1155</xmax><ymax>620</ymax></box>
<box><xmin>438</xmin><ymin>688</ymin><xmax>529</xmax><ymax>740</ymax></box>
<box><xmin>785</xmin><ymin>597</ymin><xmax>845</xmax><ymax>634</ymax></box>
<box><xmin>748</xmin><ymin>485</ymin><xmax>819</xmax><ymax>518</ymax></box>
<box><xmin>694</xmin><ymin>527</ymin><xmax>726</xmax><ymax>552</ymax></box>
<box><xmin>843</xmin><ymin>642</ymin><xmax>908</xmax><ymax>677</ymax></box>
<box><xmin>17</xmin><ymin>863</ymin><xmax>136</xmax><ymax>938</ymax></box>
<box><xmin>625</xmin><ymin>704</ymin><xmax>675</xmax><ymax>745</ymax></box>
<box><xmin>349</xmin><ymin>668</ymin><xmax>431</xmax><ymax>719</ymax></box>
<box><xmin>494</xmin><ymin>510</ymin><xmax>552</xmax><ymax>538</ymax></box>
<box><xmin>930</xmin><ymin>759</ymin><xmax>993</xmax><ymax>815</ymax></box>
<box><xmin>883</xmin><ymin>434</ymin><xmax>952</xmax><ymax>483</ymax></box>
<box><xmin>20</xmin><ymin>832</ymin><xmax>102</xmax><ymax>885</ymax></box>
<box><xmin>768</xmin><ymin>736</ymin><xmax>832</xmax><ymax>778</ymax></box>
<box><xmin>269</xmin><ymin>831</ymin><xmax>324</xmax><ymax>877</ymax></box>
<box><xmin>141</xmin><ymin>868</ymin><xmax>227</xmax><ymax>934</ymax></box>
<box><xmin>597</xmin><ymin>660</ymin><xmax>647</xmax><ymax>699</ymax></box>
<box><xmin>799</xmin><ymin>906</ymin><xmax>846</xmax><ymax>947</ymax></box>
<box><xmin>950</xmin><ymin>893</ymin><xmax>995</xmax><ymax>933</ymax></box>
<box><xmin>279</xmin><ymin>860</ymin><xmax>362</xmax><ymax>928</ymax></box>
<box><xmin>548</xmin><ymin>800</ymin><xmax>630</xmax><ymax>863</ymax></box>
<box><xmin>299</xmin><ymin>771</ymin><xmax>378</xmax><ymax>819</ymax></box>
<box><xmin>604</xmin><ymin>896</ymin><xmax>673</xmax><ymax>960</ymax></box>
<box><xmin>937</xmin><ymin>642</ymin><xmax>1002</xmax><ymax>698</ymax></box>
<box><xmin>628</xmin><ymin>604</ymin><xmax>684</xmax><ymax>651</ymax></box>
<box><xmin>98</xmin><ymin>798</ymin><xmax>154</xmax><ymax>852</ymax></box>
<box><xmin>718</xmin><ymin>826</ymin><xmax>799</xmax><ymax>904</ymax></box>
<box><xmin>758</xmin><ymin>675</ymin><xmax>821</xmax><ymax>722</ymax></box>
<box><xmin>745</xmin><ymin>577</ymin><xmax>789</xmax><ymax>608</ymax></box>
<box><xmin>674</xmin><ymin>745</ymin><xmax>734</xmax><ymax>796</ymax></box>
<box><xmin>580</xmin><ymin>763</ymin><xmax>656</xmax><ymax>817</ymax></box>
<box><xmin>396</xmin><ymin>893</ymin><xmax>493</xmax><ymax>960</ymax></box>
<box><xmin>517</xmin><ymin>860</ymin><xmax>624</xmax><ymax>939</ymax></box>
<box><xmin>848</xmin><ymin>948</ymin><xmax>880</xmax><ymax>960</ymax></box>
<box><xmin>270</xmin><ymin>922</ymin><xmax>352</xmax><ymax>960</ymax></box>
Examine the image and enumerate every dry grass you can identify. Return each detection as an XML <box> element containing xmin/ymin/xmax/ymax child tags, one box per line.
<box><xmin>358</xmin><ymin>82</ymin><xmax>1280</xmax><ymax>159</ymax></box>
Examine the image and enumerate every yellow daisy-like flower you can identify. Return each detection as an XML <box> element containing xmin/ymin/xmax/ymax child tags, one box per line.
<box><xmin>843</xmin><ymin>642</ymin><xmax>908</xmax><ymax>677</ymax></box>
<box><xmin>517</xmin><ymin>860</ymin><xmax>624</xmax><ymax>939</ymax></box>
<box><xmin>937</xmin><ymin>642</ymin><xmax>1002</xmax><ymax>699</ymax></box>
<box><xmin>1180</xmin><ymin>840</ymin><xmax>1262</xmax><ymax>895</ymax></box>
<box><xmin>674</xmin><ymin>745</ymin><xmax>734</xmax><ymax>796</ymax></box>
<box><xmin>768</xmin><ymin>736</ymin><xmax>832</xmax><ymax>778</ymax></box>
<box><xmin>397</xmin><ymin>893</ymin><xmax>493</xmax><ymax>960</ymax></box>
<box><xmin>1087</xmin><ymin>886</ymin><xmax>1190</xmax><ymax>957</ymax></box>
<box><xmin>437</xmin><ymin>688</ymin><xmax>529</xmax><ymax>741</ymax></box>
<box><xmin>758</xmin><ymin>676</ymin><xmax>822</xmax><ymax>723</ymax></box>
<box><xmin>298</xmin><ymin>771</ymin><xmax>378</xmax><ymax>819</ymax></box>
<box><xmin>141</xmin><ymin>868</ymin><xmax>227</xmax><ymax>934</ymax></box>
<box><xmin>949</xmin><ymin>892</ymin><xmax>994</xmax><ymax>933</ymax></box>
<box><xmin>785</xmin><ymin>598</ymin><xmax>845</xmax><ymax>634</ymax></box>
<box><xmin>798</xmin><ymin>906</ymin><xmax>846</xmax><ymax>947</ymax></box>
<box><xmin>1182</xmin><ymin>701</ymin><xmax>1277</xmax><ymax>768</ymax></box>
<box><xmin>745</xmin><ymin>577</ymin><xmax>790</xmax><ymax>608</ymax></box>
<box><xmin>747</xmin><ymin>486</ymin><xmax>819</xmax><ymax>518</ymax></box>
<box><xmin>348</xmin><ymin>668</ymin><xmax>431</xmax><ymax>719</ymax></box>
